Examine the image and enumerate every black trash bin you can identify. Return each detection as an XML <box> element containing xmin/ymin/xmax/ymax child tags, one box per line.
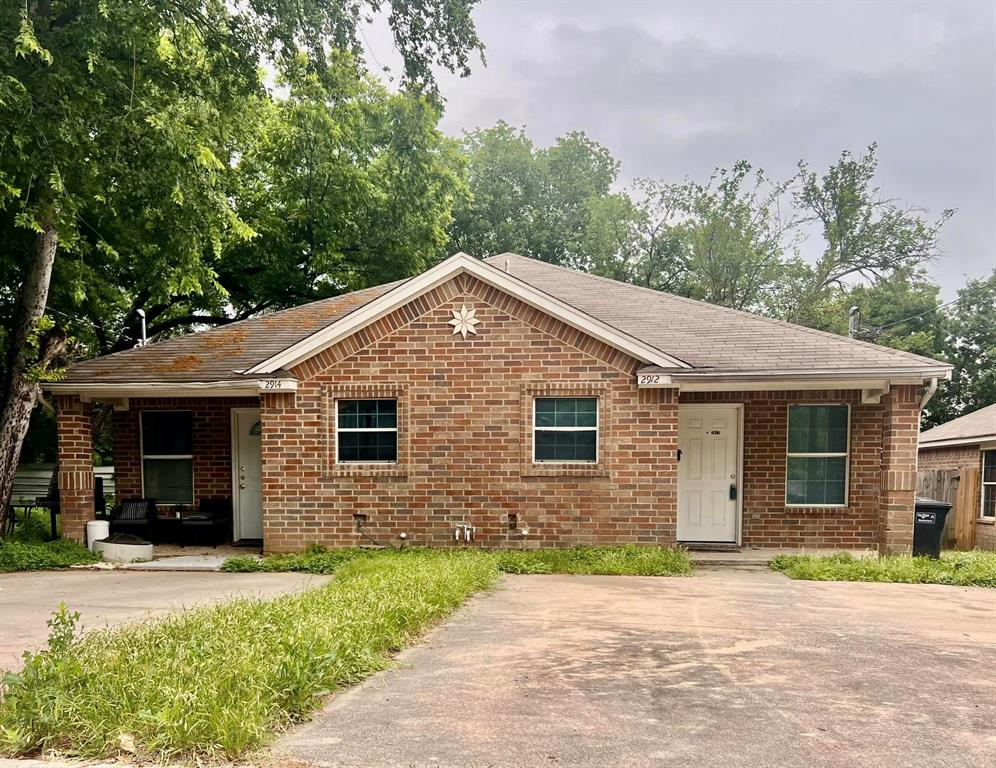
<box><xmin>913</xmin><ymin>497</ymin><xmax>952</xmax><ymax>558</ymax></box>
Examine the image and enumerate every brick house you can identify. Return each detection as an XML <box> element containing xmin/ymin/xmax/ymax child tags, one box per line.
<box><xmin>918</xmin><ymin>404</ymin><xmax>996</xmax><ymax>550</ymax></box>
<box><xmin>48</xmin><ymin>253</ymin><xmax>952</xmax><ymax>554</ymax></box>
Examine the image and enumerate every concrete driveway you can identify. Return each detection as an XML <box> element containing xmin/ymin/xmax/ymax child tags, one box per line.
<box><xmin>277</xmin><ymin>569</ymin><xmax>996</xmax><ymax>768</ymax></box>
<box><xmin>0</xmin><ymin>570</ymin><xmax>329</xmax><ymax>669</ymax></box>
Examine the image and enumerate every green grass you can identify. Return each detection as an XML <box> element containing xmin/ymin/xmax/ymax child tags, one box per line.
<box><xmin>493</xmin><ymin>544</ymin><xmax>692</xmax><ymax>576</ymax></box>
<box><xmin>0</xmin><ymin>549</ymin><xmax>498</xmax><ymax>760</ymax></box>
<box><xmin>222</xmin><ymin>544</ymin><xmax>693</xmax><ymax>578</ymax></box>
<box><xmin>0</xmin><ymin>509</ymin><xmax>99</xmax><ymax>573</ymax></box>
<box><xmin>770</xmin><ymin>550</ymin><xmax>996</xmax><ymax>587</ymax></box>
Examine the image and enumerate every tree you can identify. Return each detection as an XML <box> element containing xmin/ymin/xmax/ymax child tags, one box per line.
<box><xmin>448</xmin><ymin>122</ymin><xmax>619</xmax><ymax>266</ymax></box>
<box><xmin>931</xmin><ymin>270</ymin><xmax>996</xmax><ymax>425</ymax></box>
<box><xmin>683</xmin><ymin>162</ymin><xmax>800</xmax><ymax>312</ymax></box>
<box><xmin>790</xmin><ymin>143</ymin><xmax>953</xmax><ymax>325</ymax></box>
<box><xmin>584</xmin><ymin>181</ymin><xmax>690</xmax><ymax>292</ymax></box>
<box><xmin>589</xmin><ymin>163</ymin><xmax>799</xmax><ymax>312</ymax></box>
<box><xmin>0</xmin><ymin>0</ymin><xmax>484</xmax><ymax>531</ymax></box>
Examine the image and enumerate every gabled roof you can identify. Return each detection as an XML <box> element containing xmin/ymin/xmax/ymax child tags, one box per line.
<box><xmin>54</xmin><ymin>252</ymin><xmax>951</xmax><ymax>392</ymax></box>
<box><xmin>484</xmin><ymin>254</ymin><xmax>950</xmax><ymax>375</ymax></box>
<box><xmin>919</xmin><ymin>404</ymin><xmax>996</xmax><ymax>449</ymax></box>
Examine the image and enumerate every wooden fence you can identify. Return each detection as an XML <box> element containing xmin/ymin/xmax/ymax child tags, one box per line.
<box><xmin>917</xmin><ymin>467</ymin><xmax>980</xmax><ymax>550</ymax></box>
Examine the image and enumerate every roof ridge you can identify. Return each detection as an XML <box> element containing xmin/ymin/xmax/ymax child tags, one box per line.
<box><xmin>486</xmin><ymin>253</ymin><xmax>946</xmax><ymax>369</ymax></box>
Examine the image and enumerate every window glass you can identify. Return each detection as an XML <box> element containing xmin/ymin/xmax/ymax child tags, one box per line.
<box><xmin>786</xmin><ymin>405</ymin><xmax>849</xmax><ymax>505</ymax></box>
<box><xmin>143</xmin><ymin>458</ymin><xmax>193</xmax><ymax>504</ymax></box>
<box><xmin>983</xmin><ymin>451</ymin><xmax>996</xmax><ymax>518</ymax></box>
<box><xmin>533</xmin><ymin>397</ymin><xmax>598</xmax><ymax>463</ymax></box>
<box><xmin>141</xmin><ymin>411</ymin><xmax>192</xmax><ymax>455</ymax></box>
<box><xmin>337</xmin><ymin>399</ymin><xmax>398</xmax><ymax>463</ymax></box>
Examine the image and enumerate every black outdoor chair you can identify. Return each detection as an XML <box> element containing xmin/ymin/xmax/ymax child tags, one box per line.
<box><xmin>181</xmin><ymin>498</ymin><xmax>232</xmax><ymax>548</ymax></box>
<box><xmin>109</xmin><ymin>498</ymin><xmax>157</xmax><ymax>541</ymax></box>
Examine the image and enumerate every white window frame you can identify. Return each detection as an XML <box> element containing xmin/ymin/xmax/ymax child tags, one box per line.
<box><xmin>532</xmin><ymin>396</ymin><xmax>599</xmax><ymax>465</ymax></box>
<box><xmin>334</xmin><ymin>398</ymin><xmax>399</xmax><ymax>465</ymax></box>
<box><xmin>140</xmin><ymin>410</ymin><xmax>194</xmax><ymax>506</ymax></box>
<box><xmin>981</xmin><ymin>448</ymin><xmax>996</xmax><ymax>520</ymax></box>
<box><xmin>785</xmin><ymin>403</ymin><xmax>850</xmax><ymax>508</ymax></box>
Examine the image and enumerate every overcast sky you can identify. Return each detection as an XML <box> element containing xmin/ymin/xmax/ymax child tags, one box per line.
<box><xmin>368</xmin><ymin>0</ymin><xmax>995</xmax><ymax>298</ymax></box>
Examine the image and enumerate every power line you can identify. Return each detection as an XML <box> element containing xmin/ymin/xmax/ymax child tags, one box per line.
<box><xmin>861</xmin><ymin>280</ymin><xmax>991</xmax><ymax>334</ymax></box>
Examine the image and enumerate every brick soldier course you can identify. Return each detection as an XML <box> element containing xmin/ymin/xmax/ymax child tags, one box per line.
<box><xmin>50</xmin><ymin>252</ymin><xmax>952</xmax><ymax>555</ymax></box>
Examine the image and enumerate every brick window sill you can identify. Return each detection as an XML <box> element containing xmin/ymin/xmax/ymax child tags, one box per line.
<box><xmin>976</xmin><ymin>518</ymin><xmax>995</xmax><ymax>526</ymax></box>
<box><xmin>521</xmin><ymin>464</ymin><xmax>609</xmax><ymax>478</ymax></box>
<box><xmin>329</xmin><ymin>465</ymin><xmax>408</xmax><ymax>479</ymax></box>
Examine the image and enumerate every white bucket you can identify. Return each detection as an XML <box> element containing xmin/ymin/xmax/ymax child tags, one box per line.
<box><xmin>86</xmin><ymin>520</ymin><xmax>110</xmax><ymax>551</ymax></box>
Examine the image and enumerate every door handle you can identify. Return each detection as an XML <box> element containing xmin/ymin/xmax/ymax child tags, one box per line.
<box><xmin>729</xmin><ymin>484</ymin><xmax>737</xmax><ymax>501</ymax></box>
<box><xmin>240</xmin><ymin>483</ymin><xmax>246</xmax><ymax>489</ymax></box>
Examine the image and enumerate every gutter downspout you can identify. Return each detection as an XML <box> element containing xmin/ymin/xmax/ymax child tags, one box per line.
<box><xmin>919</xmin><ymin>377</ymin><xmax>939</xmax><ymax>411</ymax></box>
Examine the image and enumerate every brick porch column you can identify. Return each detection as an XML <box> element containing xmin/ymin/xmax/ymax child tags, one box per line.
<box><xmin>879</xmin><ymin>384</ymin><xmax>920</xmax><ymax>555</ymax></box>
<box><xmin>56</xmin><ymin>394</ymin><xmax>94</xmax><ymax>543</ymax></box>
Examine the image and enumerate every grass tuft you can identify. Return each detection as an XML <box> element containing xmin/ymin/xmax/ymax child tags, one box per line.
<box><xmin>0</xmin><ymin>549</ymin><xmax>498</xmax><ymax>760</ymax></box>
<box><xmin>770</xmin><ymin>550</ymin><xmax>996</xmax><ymax>587</ymax></box>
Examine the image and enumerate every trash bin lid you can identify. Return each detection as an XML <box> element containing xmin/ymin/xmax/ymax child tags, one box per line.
<box><xmin>915</xmin><ymin>497</ymin><xmax>952</xmax><ymax>510</ymax></box>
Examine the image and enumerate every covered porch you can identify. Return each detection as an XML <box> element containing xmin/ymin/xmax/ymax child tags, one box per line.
<box><xmin>51</xmin><ymin>386</ymin><xmax>270</xmax><ymax>548</ymax></box>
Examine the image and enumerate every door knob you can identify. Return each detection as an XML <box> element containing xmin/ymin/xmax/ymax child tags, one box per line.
<box><xmin>240</xmin><ymin>483</ymin><xmax>246</xmax><ymax>489</ymax></box>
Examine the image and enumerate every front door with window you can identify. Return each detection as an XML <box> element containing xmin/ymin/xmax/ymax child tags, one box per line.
<box><xmin>233</xmin><ymin>409</ymin><xmax>263</xmax><ymax>541</ymax></box>
<box><xmin>677</xmin><ymin>405</ymin><xmax>740</xmax><ymax>543</ymax></box>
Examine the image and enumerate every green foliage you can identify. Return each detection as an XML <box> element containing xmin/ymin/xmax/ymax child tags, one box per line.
<box><xmin>0</xmin><ymin>549</ymin><xmax>497</xmax><ymax>759</ymax></box>
<box><xmin>932</xmin><ymin>270</ymin><xmax>996</xmax><ymax>423</ymax></box>
<box><xmin>770</xmin><ymin>551</ymin><xmax>996</xmax><ymax>587</ymax></box>
<box><xmin>449</xmin><ymin>122</ymin><xmax>619</xmax><ymax>267</ymax></box>
<box><xmin>494</xmin><ymin>545</ymin><xmax>692</xmax><ymax>576</ymax></box>
<box><xmin>223</xmin><ymin>544</ymin><xmax>692</xmax><ymax>578</ymax></box>
<box><xmin>0</xmin><ymin>539</ymin><xmax>98</xmax><ymax>573</ymax></box>
<box><xmin>0</xmin><ymin>508</ymin><xmax>97</xmax><ymax>572</ymax></box>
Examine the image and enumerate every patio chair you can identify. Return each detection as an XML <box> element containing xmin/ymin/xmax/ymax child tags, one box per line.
<box><xmin>180</xmin><ymin>498</ymin><xmax>232</xmax><ymax>548</ymax></box>
<box><xmin>108</xmin><ymin>498</ymin><xmax>157</xmax><ymax>542</ymax></box>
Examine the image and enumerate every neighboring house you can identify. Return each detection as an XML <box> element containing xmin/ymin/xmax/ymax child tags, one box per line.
<box><xmin>47</xmin><ymin>253</ymin><xmax>952</xmax><ymax>554</ymax></box>
<box><xmin>919</xmin><ymin>403</ymin><xmax>996</xmax><ymax>550</ymax></box>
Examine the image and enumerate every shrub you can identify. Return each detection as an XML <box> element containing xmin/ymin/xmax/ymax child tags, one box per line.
<box><xmin>0</xmin><ymin>549</ymin><xmax>498</xmax><ymax>760</ymax></box>
<box><xmin>770</xmin><ymin>550</ymin><xmax>996</xmax><ymax>587</ymax></box>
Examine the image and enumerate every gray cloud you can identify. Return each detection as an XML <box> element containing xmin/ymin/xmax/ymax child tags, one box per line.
<box><xmin>367</xmin><ymin>1</ymin><xmax>996</xmax><ymax>296</ymax></box>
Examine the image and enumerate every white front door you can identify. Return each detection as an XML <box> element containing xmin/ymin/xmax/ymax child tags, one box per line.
<box><xmin>233</xmin><ymin>408</ymin><xmax>263</xmax><ymax>541</ymax></box>
<box><xmin>677</xmin><ymin>405</ymin><xmax>740</xmax><ymax>543</ymax></box>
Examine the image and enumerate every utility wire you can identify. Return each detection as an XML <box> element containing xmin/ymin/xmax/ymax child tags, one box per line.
<box><xmin>861</xmin><ymin>280</ymin><xmax>990</xmax><ymax>334</ymax></box>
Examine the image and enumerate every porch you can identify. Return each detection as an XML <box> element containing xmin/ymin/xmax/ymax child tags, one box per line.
<box><xmin>54</xmin><ymin>394</ymin><xmax>265</xmax><ymax>548</ymax></box>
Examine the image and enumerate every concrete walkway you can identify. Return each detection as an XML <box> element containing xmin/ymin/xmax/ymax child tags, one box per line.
<box><xmin>277</xmin><ymin>569</ymin><xmax>996</xmax><ymax>768</ymax></box>
<box><xmin>0</xmin><ymin>570</ymin><xmax>329</xmax><ymax>669</ymax></box>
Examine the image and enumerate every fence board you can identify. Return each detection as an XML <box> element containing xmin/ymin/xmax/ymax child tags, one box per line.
<box><xmin>917</xmin><ymin>469</ymin><xmax>960</xmax><ymax>547</ymax></box>
<box><xmin>953</xmin><ymin>467</ymin><xmax>981</xmax><ymax>551</ymax></box>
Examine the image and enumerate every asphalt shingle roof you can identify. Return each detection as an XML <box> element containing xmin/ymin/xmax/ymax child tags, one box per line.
<box><xmin>919</xmin><ymin>403</ymin><xmax>996</xmax><ymax>446</ymax></box>
<box><xmin>483</xmin><ymin>254</ymin><xmax>948</xmax><ymax>373</ymax></box>
<box><xmin>61</xmin><ymin>253</ymin><xmax>948</xmax><ymax>384</ymax></box>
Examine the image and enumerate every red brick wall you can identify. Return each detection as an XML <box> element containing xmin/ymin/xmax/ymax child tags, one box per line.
<box><xmin>918</xmin><ymin>444</ymin><xmax>980</xmax><ymax>471</ymax></box>
<box><xmin>261</xmin><ymin>274</ymin><xmax>678</xmax><ymax>552</ymax></box>
<box><xmin>680</xmin><ymin>390</ymin><xmax>885</xmax><ymax>549</ymax></box>
<box><xmin>56</xmin><ymin>395</ymin><xmax>94</xmax><ymax>543</ymax></box>
<box><xmin>112</xmin><ymin>397</ymin><xmax>258</xmax><ymax>506</ymax></box>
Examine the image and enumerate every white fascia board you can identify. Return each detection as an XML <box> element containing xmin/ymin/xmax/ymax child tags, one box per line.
<box><xmin>673</xmin><ymin>378</ymin><xmax>893</xmax><ymax>393</ymax></box>
<box><xmin>666</xmin><ymin>366</ymin><xmax>952</xmax><ymax>382</ymax></box>
<box><xmin>919</xmin><ymin>436</ymin><xmax>995</xmax><ymax>450</ymax></box>
<box><xmin>245</xmin><ymin>253</ymin><xmax>691</xmax><ymax>374</ymax></box>
<box><xmin>46</xmin><ymin>378</ymin><xmax>297</xmax><ymax>399</ymax></box>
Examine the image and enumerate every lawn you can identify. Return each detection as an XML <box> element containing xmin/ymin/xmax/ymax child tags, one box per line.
<box><xmin>222</xmin><ymin>543</ymin><xmax>694</xmax><ymax>577</ymax></box>
<box><xmin>770</xmin><ymin>550</ymin><xmax>996</xmax><ymax>587</ymax></box>
<box><xmin>0</xmin><ymin>509</ymin><xmax>98</xmax><ymax>573</ymax></box>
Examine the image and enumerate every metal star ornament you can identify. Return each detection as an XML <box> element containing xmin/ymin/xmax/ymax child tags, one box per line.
<box><xmin>448</xmin><ymin>304</ymin><xmax>480</xmax><ymax>339</ymax></box>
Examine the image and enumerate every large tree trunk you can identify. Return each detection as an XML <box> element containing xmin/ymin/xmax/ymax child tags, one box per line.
<box><xmin>0</xmin><ymin>212</ymin><xmax>59</xmax><ymax>536</ymax></box>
